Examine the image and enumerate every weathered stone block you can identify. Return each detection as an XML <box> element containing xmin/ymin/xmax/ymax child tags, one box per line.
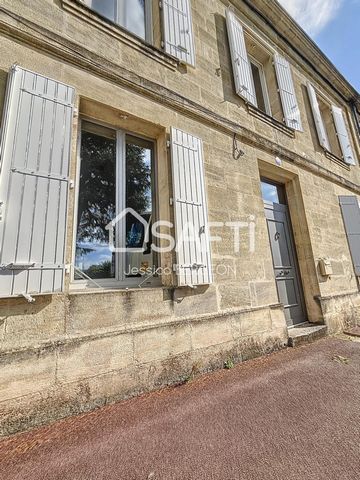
<box><xmin>192</xmin><ymin>318</ymin><xmax>233</xmax><ymax>350</ymax></box>
<box><xmin>0</xmin><ymin>351</ymin><xmax>56</xmax><ymax>402</ymax></box>
<box><xmin>241</xmin><ymin>309</ymin><xmax>272</xmax><ymax>337</ymax></box>
<box><xmin>134</xmin><ymin>324</ymin><xmax>191</xmax><ymax>364</ymax></box>
<box><xmin>173</xmin><ymin>285</ymin><xmax>218</xmax><ymax>318</ymax></box>
<box><xmin>218</xmin><ymin>283</ymin><xmax>251</xmax><ymax>310</ymax></box>
<box><xmin>56</xmin><ymin>334</ymin><xmax>133</xmax><ymax>384</ymax></box>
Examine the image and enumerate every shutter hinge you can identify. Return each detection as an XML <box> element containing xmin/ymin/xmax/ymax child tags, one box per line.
<box><xmin>170</xmin><ymin>197</ymin><xmax>174</xmax><ymax>206</ymax></box>
<box><xmin>161</xmin><ymin>41</ymin><xmax>165</xmax><ymax>49</ymax></box>
<box><xmin>69</xmin><ymin>179</ymin><xmax>75</xmax><ymax>189</ymax></box>
<box><xmin>21</xmin><ymin>292</ymin><xmax>35</xmax><ymax>303</ymax></box>
<box><xmin>159</xmin><ymin>0</ymin><xmax>163</xmax><ymax>8</ymax></box>
<box><xmin>166</xmin><ymin>140</ymin><xmax>171</xmax><ymax>148</ymax></box>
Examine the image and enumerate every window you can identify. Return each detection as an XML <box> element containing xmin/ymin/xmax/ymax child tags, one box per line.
<box><xmin>318</xmin><ymin>96</ymin><xmax>342</xmax><ymax>158</ymax></box>
<box><xmin>250</xmin><ymin>58</ymin><xmax>271</xmax><ymax>116</ymax></box>
<box><xmin>83</xmin><ymin>0</ymin><xmax>152</xmax><ymax>42</ymax></box>
<box><xmin>75</xmin><ymin>121</ymin><xmax>157</xmax><ymax>286</ymax></box>
<box><xmin>260</xmin><ymin>179</ymin><xmax>286</xmax><ymax>205</ymax></box>
<box><xmin>226</xmin><ymin>9</ymin><xmax>302</xmax><ymax>131</ymax></box>
<box><xmin>307</xmin><ymin>82</ymin><xmax>356</xmax><ymax>165</ymax></box>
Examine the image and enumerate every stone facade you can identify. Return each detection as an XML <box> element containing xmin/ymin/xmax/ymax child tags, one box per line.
<box><xmin>0</xmin><ymin>0</ymin><xmax>359</xmax><ymax>436</ymax></box>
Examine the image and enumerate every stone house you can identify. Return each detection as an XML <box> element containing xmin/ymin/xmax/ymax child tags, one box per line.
<box><xmin>0</xmin><ymin>0</ymin><xmax>360</xmax><ymax>436</ymax></box>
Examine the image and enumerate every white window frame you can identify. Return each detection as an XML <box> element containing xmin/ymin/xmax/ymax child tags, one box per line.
<box><xmin>229</xmin><ymin>13</ymin><xmax>279</xmax><ymax>119</ymax></box>
<box><xmin>72</xmin><ymin>118</ymin><xmax>160</xmax><ymax>290</ymax></box>
<box><xmin>83</xmin><ymin>0</ymin><xmax>153</xmax><ymax>44</ymax></box>
<box><xmin>315</xmin><ymin>88</ymin><xmax>343</xmax><ymax>156</ymax></box>
<box><xmin>248</xmin><ymin>56</ymin><xmax>272</xmax><ymax>116</ymax></box>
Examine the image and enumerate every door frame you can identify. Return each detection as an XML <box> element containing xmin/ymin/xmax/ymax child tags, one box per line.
<box><xmin>262</xmin><ymin>182</ymin><xmax>307</xmax><ymax>327</ymax></box>
<box><xmin>258</xmin><ymin>160</ymin><xmax>323</xmax><ymax>325</ymax></box>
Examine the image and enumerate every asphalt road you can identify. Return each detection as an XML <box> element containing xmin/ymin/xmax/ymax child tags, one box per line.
<box><xmin>1</xmin><ymin>337</ymin><xmax>360</xmax><ymax>480</ymax></box>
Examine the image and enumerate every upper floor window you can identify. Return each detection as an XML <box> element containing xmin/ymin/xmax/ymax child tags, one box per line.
<box><xmin>83</xmin><ymin>0</ymin><xmax>152</xmax><ymax>42</ymax></box>
<box><xmin>80</xmin><ymin>0</ymin><xmax>196</xmax><ymax>66</ymax></box>
<box><xmin>249</xmin><ymin>57</ymin><xmax>271</xmax><ymax>116</ymax></box>
<box><xmin>307</xmin><ymin>82</ymin><xmax>357</xmax><ymax>166</ymax></box>
<box><xmin>226</xmin><ymin>8</ymin><xmax>303</xmax><ymax>132</ymax></box>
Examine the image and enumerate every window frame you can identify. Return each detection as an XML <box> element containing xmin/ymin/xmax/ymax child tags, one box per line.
<box><xmin>315</xmin><ymin>88</ymin><xmax>344</xmax><ymax>157</ymax></box>
<box><xmin>72</xmin><ymin>117</ymin><xmax>160</xmax><ymax>290</ymax></box>
<box><xmin>248</xmin><ymin>56</ymin><xmax>272</xmax><ymax>117</ymax></box>
<box><xmin>82</xmin><ymin>0</ymin><xmax>154</xmax><ymax>44</ymax></box>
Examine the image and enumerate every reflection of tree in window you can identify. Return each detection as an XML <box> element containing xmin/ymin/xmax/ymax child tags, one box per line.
<box><xmin>75</xmin><ymin>128</ymin><xmax>116</xmax><ymax>279</ymax></box>
<box><xmin>126</xmin><ymin>140</ymin><xmax>152</xmax><ymax>249</ymax></box>
<box><xmin>77</xmin><ymin>131</ymin><xmax>116</xmax><ymax>244</ymax></box>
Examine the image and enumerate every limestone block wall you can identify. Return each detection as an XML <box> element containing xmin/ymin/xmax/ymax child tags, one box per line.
<box><xmin>0</xmin><ymin>289</ymin><xmax>287</xmax><ymax>436</ymax></box>
<box><xmin>0</xmin><ymin>0</ymin><xmax>359</xmax><ymax>435</ymax></box>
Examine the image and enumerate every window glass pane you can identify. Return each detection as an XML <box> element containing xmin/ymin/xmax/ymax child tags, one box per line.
<box><xmin>117</xmin><ymin>0</ymin><xmax>146</xmax><ymax>39</ymax></box>
<box><xmin>86</xmin><ymin>0</ymin><xmax>116</xmax><ymax>21</ymax></box>
<box><xmin>125</xmin><ymin>135</ymin><xmax>156</xmax><ymax>278</ymax></box>
<box><xmin>75</xmin><ymin>123</ymin><xmax>116</xmax><ymax>280</ymax></box>
<box><xmin>261</xmin><ymin>181</ymin><xmax>281</xmax><ymax>204</ymax></box>
<box><xmin>251</xmin><ymin>62</ymin><xmax>267</xmax><ymax>114</ymax></box>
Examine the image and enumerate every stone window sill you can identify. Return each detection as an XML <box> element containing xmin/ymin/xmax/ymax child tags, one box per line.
<box><xmin>62</xmin><ymin>0</ymin><xmax>179</xmax><ymax>71</ymax></box>
<box><xmin>69</xmin><ymin>284</ymin><xmax>164</xmax><ymax>295</ymax></box>
<box><xmin>247</xmin><ymin>104</ymin><xmax>295</xmax><ymax>138</ymax></box>
<box><xmin>324</xmin><ymin>150</ymin><xmax>350</xmax><ymax>170</ymax></box>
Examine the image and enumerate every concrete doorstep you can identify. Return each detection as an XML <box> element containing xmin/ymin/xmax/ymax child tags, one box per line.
<box><xmin>288</xmin><ymin>323</ymin><xmax>328</xmax><ymax>348</ymax></box>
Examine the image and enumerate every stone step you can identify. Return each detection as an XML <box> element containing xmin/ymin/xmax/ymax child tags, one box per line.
<box><xmin>288</xmin><ymin>323</ymin><xmax>328</xmax><ymax>348</ymax></box>
<box><xmin>343</xmin><ymin>326</ymin><xmax>360</xmax><ymax>338</ymax></box>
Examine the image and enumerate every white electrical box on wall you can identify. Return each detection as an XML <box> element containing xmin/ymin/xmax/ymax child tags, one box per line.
<box><xmin>319</xmin><ymin>258</ymin><xmax>333</xmax><ymax>277</ymax></box>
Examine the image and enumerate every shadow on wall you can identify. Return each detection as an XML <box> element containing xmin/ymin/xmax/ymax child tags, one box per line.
<box><xmin>0</xmin><ymin>70</ymin><xmax>8</xmax><ymax>118</ymax></box>
<box><xmin>0</xmin><ymin>295</ymin><xmax>54</xmax><ymax>319</ymax></box>
<box><xmin>214</xmin><ymin>13</ymin><xmax>244</xmax><ymax>109</ymax></box>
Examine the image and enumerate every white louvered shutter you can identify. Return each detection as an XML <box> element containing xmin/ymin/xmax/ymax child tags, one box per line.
<box><xmin>226</xmin><ymin>9</ymin><xmax>257</xmax><ymax>106</ymax></box>
<box><xmin>332</xmin><ymin>105</ymin><xmax>356</xmax><ymax>165</ymax></box>
<box><xmin>162</xmin><ymin>0</ymin><xmax>196</xmax><ymax>66</ymax></box>
<box><xmin>307</xmin><ymin>83</ymin><xmax>330</xmax><ymax>151</ymax></box>
<box><xmin>0</xmin><ymin>65</ymin><xmax>75</xmax><ymax>298</ymax></box>
<box><xmin>274</xmin><ymin>54</ymin><xmax>303</xmax><ymax>131</ymax></box>
<box><xmin>339</xmin><ymin>196</ymin><xmax>360</xmax><ymax>276</ymax></box>
<box><xmin>170</xmin><ymin>127</ymin><xmax>213</xmax><ymax>287</ymax></box>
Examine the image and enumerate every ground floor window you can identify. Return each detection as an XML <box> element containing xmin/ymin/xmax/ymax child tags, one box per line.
<box><xmin>75</xmin><ymin>120</ymin><xmax>157</xmax><ymax>286</ymax></box>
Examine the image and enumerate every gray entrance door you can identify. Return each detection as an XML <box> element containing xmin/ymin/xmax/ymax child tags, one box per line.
<box><xmin>262</xmin><ymin>181</ymin><xmax>307</xmax><ymax>327</ymax></box>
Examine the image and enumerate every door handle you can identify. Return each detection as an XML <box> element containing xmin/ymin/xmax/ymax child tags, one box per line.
<box><xmin>277</xmin><ymin>270</ymin><xmax>290</xmax><ymax>277</ymax></box>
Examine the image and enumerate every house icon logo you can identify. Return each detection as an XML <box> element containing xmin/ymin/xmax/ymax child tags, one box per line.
<box><xmin>106</xmin><ymin>208</ymin><xmax>151</xmax><ymax>253</ymax></box>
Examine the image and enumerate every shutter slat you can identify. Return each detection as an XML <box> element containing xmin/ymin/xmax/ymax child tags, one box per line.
<box><xmin>339</xmin><ymin>196</ymin><xmax>360</xmax><ymax>276</ymax></box>
<box><xmin>171</xmin><ymin>127</ymin><xmax>213</xmax><ymax>287</ymax></box>
<box><xmin>162</xmin><ymin>0</ymin><xmax>196</xmax><ymax>66</ymax></box>
<box><xmin>0</xmin><ymin>65</ymin><xmax>75</xmax><ymax>298</ymax></box>
<box><xmin>307</xmin><ymin>83</ymin><xmax>330</xmax><ymax>151</ymax></box>
<box><xmin>332</xmin><ymin>106</ymin><xmax>356</xmax><ymax>166</ymax></box>
<box><xmin>226</xmin><ymin>9</ymin><xmax>257</xmax><ymax>106</ymax></box>
<box><xmin>274</xmin><ymin>54</ymin><xmax>303</xmax><ymax>131</ymax></box>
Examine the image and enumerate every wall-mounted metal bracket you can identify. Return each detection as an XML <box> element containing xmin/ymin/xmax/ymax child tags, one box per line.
<box><xmin>21</xmin><ymin>292</ymin><xmax>35</xmax><ymax>303</ymax></box>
